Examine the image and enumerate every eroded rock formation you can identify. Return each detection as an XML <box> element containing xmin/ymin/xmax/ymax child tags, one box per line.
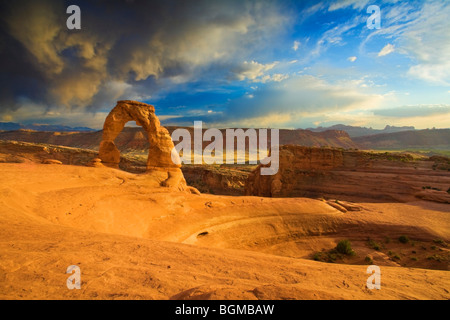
<box><xmin>246</xmin><ymin>145</ymin><xmax>345</xmax><ymax>197</ymax></box>
<box><xmin>98</xmin><ymin>100</ymin><xmax>187</xmax><ymax>189</ymax></box>
<box><xmin>245</xmin><ymin>145</ymin><xmax>450</xmax><ymax>203</ymax></box>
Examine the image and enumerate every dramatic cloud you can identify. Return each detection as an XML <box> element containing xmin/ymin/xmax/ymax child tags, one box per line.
<box><xmin>0</xmin><ymin>0</ymin><xmax>448</xmax><ymax>129</ymax></box>
<box><xmin>231</xmin><ymin>61</ymin><xmax>278</xmax><ymax>82</ymax></box>
<box><xmin>0</xmin><ymin>0</ymin><xmax>289</xmax><ymax>116</ymax></box>
<box><xmin>164</xmin><ymin>75</ymin><xmax>383</xmax><ymax>128</ymax></box>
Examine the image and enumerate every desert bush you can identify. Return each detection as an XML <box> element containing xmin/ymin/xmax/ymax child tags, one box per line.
<box><xmin>336</xmin><ymin>240</ymin><xmax>355</xmax><ymax>255</ymax></box>
<box><xmin>392</xmin><ymin>253</ymin><xmax>401</xmax><ymax>260</ymax></box>
<box><xmin>313</xmin><ymin>250</ymin><xmax>340</xmax><ymax>263</ymax></box>
<box><xmin>367</xmin><ymin>238</ymin><xmax>382</xmax><ymax>250</ymax></box>
<box><xmin>313</xmin><ymin>252</ymin><xmax>323</xmax><ymax>261</ymax></box>
<box><xmin>427</xmin><ymin>254</ymin><xmax>444</xmax><ymax>262</ymax></box>
<box><xmin>398</xmin><ymin>235</ymin><xmax>409</xmax><ymax>244</ymax></box>
<box><xmin>365</xmin><ymin>256</ymin><xmax>373</xmax><ymax>264</ymax></box>
<box><xmin>433</xmin><ymin>239</ymin><xmax>448</xmax><ymax>247</ymax></box>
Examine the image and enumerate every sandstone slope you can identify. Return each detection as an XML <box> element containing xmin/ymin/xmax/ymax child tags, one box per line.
<box><xmin>0</xmin><ymin>163</ymin><xmax>449</xmax><ymax>300</ymax></box>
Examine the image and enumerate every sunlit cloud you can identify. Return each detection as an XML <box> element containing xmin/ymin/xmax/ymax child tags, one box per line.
<box><xmin>378</xmin><ymin>44</ymin><xmax>395</xmax><ymax>57</ymax></box>
<box><xmin>231</xmin><ymin>60</ymin><xmax>278</xmax><ymax>82</ymax></box>
<box><xmin>164</xmin><ymin>74</ymin><xmax>384</xmax><ymax>128</ymax></box>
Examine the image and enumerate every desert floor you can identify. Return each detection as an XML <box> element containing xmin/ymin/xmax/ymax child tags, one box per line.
<box><xmin>0</xmin><ymin>163</ymin><xmax>449</xmax><ymax>299</ymax></box>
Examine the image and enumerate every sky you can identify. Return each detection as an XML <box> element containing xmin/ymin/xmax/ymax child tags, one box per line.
<box><xmin>0</xmin><ymin>0</ymin><xmax>449</xmax><ymax>130</ymax></box>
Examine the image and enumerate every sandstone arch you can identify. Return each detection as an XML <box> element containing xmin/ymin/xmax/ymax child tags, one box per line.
<box><xmin>98</xmin><ymin>100</ymin><xmax>186</xmax><ymax>189</ymax></box>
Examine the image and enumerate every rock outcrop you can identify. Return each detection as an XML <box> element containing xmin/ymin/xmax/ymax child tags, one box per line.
<box><xmin>42</xmin><ymin>159</ymin><xmax>63</xmax><ymax>165</ymax></box>
<box><xmin>415</xmin><ymin>190</ymin><xmax>450</xmax><ymax>204</ymax></box>
<box><xmin>86</xmin><ymin>158</ymin><xmax>103</xmax><ymax>167</ymax></box>
<box><xmin>245</xmin><ymin>145</ymin><xmax>450</xmax><ymax>203</ymax></box>
<box><xmin>246</xmin><ymin>145</ymin><xmax>345</xmax><ymax>197</ymax></box>
<box><xmin>98</xmin><ymin>100</ymin><xmax>187</xmax><ymax>189</ymax></box>
<box><xmin>0</xmin><ymin>140</ymin><xmax>99</xmax><ymax>165</ymax></box>
<box><xmin>181</xmin><ymin>165</ymin><xmax>250</xmax><ymax>195</ymax></box>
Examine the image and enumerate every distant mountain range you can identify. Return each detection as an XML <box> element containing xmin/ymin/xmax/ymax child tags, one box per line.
<box><xmin>353</xmin><ymin>128</ymin><xmax>450</xmax><ymax>150</ymax></box>
<box><xmin>306</xmin><ymin>124</ymin><xmax>416</xmax><ymax>137</ymax></box>
<box><xmin>0</xmin><ymin>122</ymin><xmax>95</xmax><ymax>132</ymax></box>
<box><xmin>0</xmin><ymin>123</ymin><xmax>449</xmax><ymax>153</ymax></box>
<box><xmin>0</xmin><ymin>126</ymin><xmax>359</xmax><ymax>152</ymax></box>
<box><xmin>0</xmin><ymin>122</ymin><xmax>420</xmax><ymax>137</ymax></box>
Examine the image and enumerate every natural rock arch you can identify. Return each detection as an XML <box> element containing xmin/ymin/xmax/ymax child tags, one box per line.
<box><xmin>98</xmin><ymin>100</ymin><xmax>186</xmax><ymax>189</ymax></box>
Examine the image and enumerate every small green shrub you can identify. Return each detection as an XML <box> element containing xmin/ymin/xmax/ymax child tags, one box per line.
<box><xmin>392</xmin><ymin>253</ymin><xmax>401</xmax><ymax>260</ymax></box>
<box><xmin>427</xmin><ymin>254</ymin><xmax>444</xmax><ymax>262</ymax></box>
<box><xmin>336</xmin><ymin>240</ymin><xmax>355</xmax><ymax>255</ymax></box>
<box><xmin>312</xmin><ymin>250</ymin><xmax>340</xmax><ymax>263</ymax></box>
<box><xmin>365</xmin><ymin>256</ymin><xmax>373</xmax><ymax>264</ymax></box>
<box><xmin>433</xmin><ymin>239</ymin><xmax>448</xmax><ymax>247</ymax></box>
<box><xmin>313</xmin><ymin>252</ymin><xmax>323</xmax><ymax>261</ymax></box>
<box><xmin>367</xmin><ymin>238</ymin><xmax>382</xmax><ymax>251</ymax></box>
<box><xmin>328</xmin><ymin>252</ymin><xmax>338</xmax><ymax>262</ymax></box>
<box><xmin>399</xmin><ymin>235</ymin><xmax>410</xmax><ymax>244</ymax></box>
<box><xmin>411</xmin><ymin>257</ymin><xmax>418</xmax><ymax>261</ymax></box>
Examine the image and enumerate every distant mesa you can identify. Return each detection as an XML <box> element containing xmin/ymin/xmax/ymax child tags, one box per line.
<box><xmin>98</xmin><ymin>100</ymin><xmax>188</xmax><ymax>190</ymax></box>
<box><xmin>307</xmin><ymin>124</ymin><xmax>416</xmax><ymax>138</ymax></box>
<box><xmin>0</xmin><ymin>122</ymin><xmax>95</xmax><ymax>132</ymax></box>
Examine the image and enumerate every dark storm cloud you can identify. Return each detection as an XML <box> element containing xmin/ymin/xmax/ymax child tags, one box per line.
<box><xmin>0</xmin><ymin>13</ymin><xmax>50</xmax><ymax>111</ymax></box>
<box><xmin>0</xmin><ymin>0</ymin><xmax>288</xmax><ymax>117</ymax></box>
